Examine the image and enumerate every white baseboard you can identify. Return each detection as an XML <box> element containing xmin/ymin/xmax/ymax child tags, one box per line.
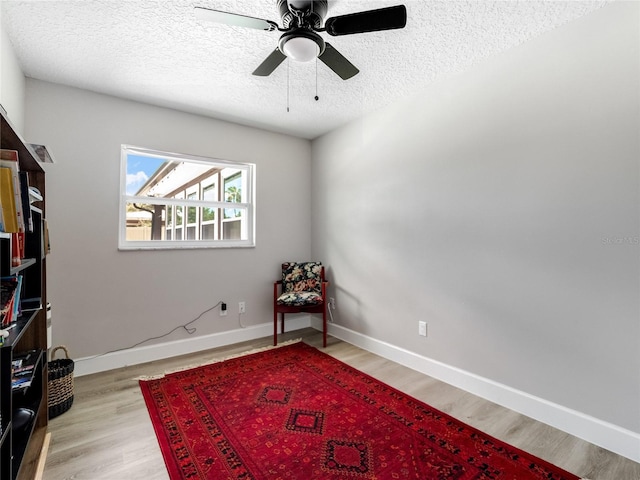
<box><xmin>75</xmin><ymin>316</ymin><xmax>639</xmax><ymax>463</ymax></box>
<box><xmin>74</xmin><ymin>317</ymin><xmax>311</xmax><ymax>377</ymax></box>
<box><xmin>320</xmin><ymin>320</ymin><xmax>640</xmax><ymax>464</ymax></box>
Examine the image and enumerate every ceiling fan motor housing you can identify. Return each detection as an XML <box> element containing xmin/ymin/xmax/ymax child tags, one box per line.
<box><xmin>278</xmin><ymin>0</ymin><xmax>328</xmax><ymax>29</ymax></box>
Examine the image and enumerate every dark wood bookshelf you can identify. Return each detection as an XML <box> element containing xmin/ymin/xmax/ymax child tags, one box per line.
<box><xmin>0</xmin><ymin>109</ymin><xmax>48</xmax><ymax>480</ymax></box>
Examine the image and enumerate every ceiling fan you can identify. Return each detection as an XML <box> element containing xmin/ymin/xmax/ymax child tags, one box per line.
<box><xmin>195</xmin><ymin>0</ymin><xmax>407</xmax><ymax>80</ymax></box>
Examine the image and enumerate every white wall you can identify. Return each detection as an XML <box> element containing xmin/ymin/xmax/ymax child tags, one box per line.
<box><xmin>24</xmin><ymin>80</ymin><xmax>312</xmax><ymax>361</ymax></box>
<box><xmin>0</xmin><ymin>19</ymin><xmax>25</xmax><ymax>132</ymax></box>
<box><xmin>311</xmin><ymin>0</ymin><xmax>639</xmax><ymax>441</ymax></box>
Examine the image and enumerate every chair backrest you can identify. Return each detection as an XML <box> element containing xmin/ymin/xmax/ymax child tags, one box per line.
<box><xmin>282</xmin><ymin>262</ymin><xmax>323</xmax><ymax>294</ymax></box>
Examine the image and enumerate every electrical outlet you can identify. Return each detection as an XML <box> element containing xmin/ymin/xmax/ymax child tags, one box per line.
<box><xmin>220</xmin><ymin>302</ymin><xmax>227</xmax><ymax>317</ymax></box>
<box><xmin>239</xmin><ymin>301</ymin><xmax>246</xmax><ymax>314</ymax></box>
<box><xmin>329</xmin><ymin>297</ymin><xmax>336</xmax><ymax>309</ymax></box>
<box><xmin>418</xmin><ymin>321</ymin><xmax>427</xmax><ymax>337</ymax></box>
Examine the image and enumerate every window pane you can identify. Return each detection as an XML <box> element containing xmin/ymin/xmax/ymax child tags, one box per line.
<box><xmin>202</xmin><ymin>223</ymin><xmax>216</xmax><ymax>240</ymax></box>
<box><xmin>223</xmin><ymin>220</ymin><xmax>241</xmax><ymax>240</ymax></box>
<box><xmin>187</xmin><ymin>207</ymin><xmax>197</xmax><ymax>225</ymax></box>
<box><xmin>125</xmin><ymin>154</ymin><xmax>166</xmax><ymax>196</ymax></box>
<box><xmin>202</xmin><ymin>183</ymin><xmax>217</xmax><ymax>201</ymax></box>
<box><xmin>128</xmin><ymin>156</ymin><xmax>215</xmax><ymax>199</ymax></box>
<box><xmin>224</xmin><ymin>172</ymin><xmax>242</xmax><ymax>202</ymax></box>
<box><xmin>224</xmin><ymin>207</ymin><xmax>243</xmax><ymax>219</ymax></box>
<box><xmin>203</xmin><ymin>207</ymin><xmax>216</xmax><ymax>222</ymax></box>
<box><xmin>120</xmin><ymin>145</ymin><xmax>254</xmax><ymax>249</ymax></box>
<box><xmin>224</xmin><ymin>171</ymin><xmax>243</xmax><ymax>220</ymax></box>
<box><xmin>187</xmin><ymin>192</ymin><xmax>197</xmax><ymax>225</ymax></box>
<box><xmin>125</xmin><ymin>202</ymin><xmax>166</xmax><ymax>241</ymax></box>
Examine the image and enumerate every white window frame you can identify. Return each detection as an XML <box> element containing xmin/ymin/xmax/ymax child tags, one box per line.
<box><xmin>119</xmin><ymin>145</ymin><xmax>255</xmax><ymax>250</ymax></box>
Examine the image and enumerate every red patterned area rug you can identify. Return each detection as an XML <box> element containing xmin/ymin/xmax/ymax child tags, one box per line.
<box><xmin>140</xmin><ymin>341</ymin><xmax>582</xmax><ymax>480</ymax></box>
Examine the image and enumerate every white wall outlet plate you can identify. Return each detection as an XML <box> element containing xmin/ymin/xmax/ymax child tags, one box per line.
<box><xmin>418</xmin><ymin>321</ymin><xmax>427</xmax><ymax>337</ymax></box>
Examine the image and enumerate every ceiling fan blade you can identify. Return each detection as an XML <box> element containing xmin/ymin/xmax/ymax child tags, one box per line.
<box><xmin>318</xmin><ymin>43</ymin><xmax>359</xmax><ymax>80</ymax></box>
<box><xmin>253</xmin><ymin>49</ymin><xmax>287</xmax><ymax>76</ymax></box>
<box><xmin>195</xmin><ymin>7</ymin><xmax>277</xmax><ymax>31</ymax></box>
<box><xmin>324</xmin><ymin>5</ymin><xmax>407</xmax><ymax>36</ymax></box>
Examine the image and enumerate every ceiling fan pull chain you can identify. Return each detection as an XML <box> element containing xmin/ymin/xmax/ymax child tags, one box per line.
<box><xmin>287</xmin><ymin>58</ymin><xmax>291</xmax><ymax>112</ymax></box>
<box><xmin>315</xmin><ymin>58</ymin><xmax>320</xmax><ymax>101</ymax></box>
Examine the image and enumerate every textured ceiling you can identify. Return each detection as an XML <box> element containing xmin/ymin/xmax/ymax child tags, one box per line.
<box><xmin>1</xmin><ymin>0</ymin><xmax>609</xmax><ymax>139</ymax></box>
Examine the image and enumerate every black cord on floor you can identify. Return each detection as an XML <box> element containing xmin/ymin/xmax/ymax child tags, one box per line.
<box><xmin>76</xmin><ymin>301</ymin><xmax>223</xmax><ymax>362</ymax></box>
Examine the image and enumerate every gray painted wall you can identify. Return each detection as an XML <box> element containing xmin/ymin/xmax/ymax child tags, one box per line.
<box><xmin>1</xmin><ymin>21</ymin><xmax>25</xmax><ymax>132</ymax></box>
<box><xmin>311</xmin><ymin>1</ymin><xmax>639</xmax><ymax>433</ymax></box>
<box><xmin>24</xmin><ymin>80</ymin><xmax>312</xmax><ymax>359</ymax></box>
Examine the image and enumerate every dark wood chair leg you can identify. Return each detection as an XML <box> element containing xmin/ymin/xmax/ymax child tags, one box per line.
<box><xmin>281</xmin><ymin>313</ymin><xmax>285</xmax><ymax>334</ymax></box>
<box><xmin>322</xmin><ymin>305</ymin><xmax>327</xmax><ymax>348</ymax></box>
<box><xmin>274</xmin><ymin>308</ymin><xmax>278</xmax><ymax>346</ymax></box>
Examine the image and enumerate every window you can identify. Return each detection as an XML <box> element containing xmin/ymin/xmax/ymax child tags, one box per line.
<box><xmin>119</xmin><ymin>145</ymin><xmax>255</xmax><ymax>249</ymax></box>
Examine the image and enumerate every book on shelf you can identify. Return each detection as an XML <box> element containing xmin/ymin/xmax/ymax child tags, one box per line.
<box><xmin>2</xmin><ymin>275</ymin><xmax>24</xmax><ymax>322</ymax></box>
<box><xmin>12</xmin><ymin>362</ymin><xmax>36</xmax><ymax>391</ymax></box>
<box><xmin>1</xmin><ymin>276</ymin><xmax>22</xmax><ymax>325</ymax></box>
<box><xmin>12</xmin><ymin>350</ymin><xmax>38</xmax><ymax>368</ymax></box>
<box><xmin>11</xmin><ymin>230</ymin><xmax>24</xmax><ymax>267</ymax></box>
<box><xmin>12</xmin><ymin>365</ymin><xmax>35</xmax><ymax>375</ymax></box>
<box><xmin>0</xmin><ymin>149</ymin><xmax>42</xmax><ymax>268</ymax></box>
<box><xmin>0</xmin><ymin>150</ymin><xmax>19</xmax><ymax>161</ymax></box>
<box><xmin>11</xmin><ymin>350</ymin><xmax>38</xmax><ymax>391</ymax></box>
<box><xmin>0</xmin><ymin>277</ymin><xmax>18</xmax><ymax>327</ymax></box>
<box><xmin>0</xmin><ymin>166</ymin><xmax>19</xmax><ymax>233</ymax></box>
<box><xmin>12</xmin><ymin>275</ymin><xmax>22</xmax><ymax>319</ymax></box>
<box><xmin>19</xmin><ymin>171</ymin><xmax>33</xmax><ymax>232</ymax></box>
<box><xmin>43</xmin><ymin>218</ymin><xmax>50</xmax><ymax>254</ymax></box>
<box><xmin>0</xmin><ymin>150</ymin><xmax>25</xmax><ymax>233</ymax></box>
<box><xmin>12</xmin><ymin>377</ymin><xmax>32</xmax><ymax>390</ymax></box>
<box><xmin>1</xmin><ymin>292</ymin><xmax>15</xmax><ymax>327</ymax></box>
<box><xmin>0</xmin><ymin>155</ymin><xmax>28</xmax><ymax>266</ymax></box>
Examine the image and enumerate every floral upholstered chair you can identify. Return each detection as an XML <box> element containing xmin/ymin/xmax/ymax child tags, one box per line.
<box><xmin>274</xmin><ymin>262</ymin><xmax>329</xmax><ymax>347</ymax></box>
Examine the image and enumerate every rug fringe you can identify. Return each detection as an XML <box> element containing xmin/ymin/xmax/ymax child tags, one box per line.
<box><xmin>136</xmin><ymin>338</ymin><xmax>303</xmax><ymax>381</ymax></box>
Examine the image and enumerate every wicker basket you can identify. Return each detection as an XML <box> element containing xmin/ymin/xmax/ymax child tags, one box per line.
<box><xmin>48</xmin><ymin>346</ymin><xmax>74</xmax><ymax>419</ymax></box>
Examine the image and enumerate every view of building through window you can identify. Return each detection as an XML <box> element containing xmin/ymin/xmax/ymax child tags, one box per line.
<box><xmin>119</xmin><ymin>146</ymin><xmax>254</xmax><ymax>249</ymax></box>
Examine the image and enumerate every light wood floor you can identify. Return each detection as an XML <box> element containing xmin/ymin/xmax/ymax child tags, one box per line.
<box><xmin>42</xmin><ymin>329</ymin><xmax>640</xmax><ymax>480</ymax></box>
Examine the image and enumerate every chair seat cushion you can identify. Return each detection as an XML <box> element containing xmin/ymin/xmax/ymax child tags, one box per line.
<box><xmin>277</xmin><ymin>291</ymin><xmax>324</xmax><ymax>306</ymax></box>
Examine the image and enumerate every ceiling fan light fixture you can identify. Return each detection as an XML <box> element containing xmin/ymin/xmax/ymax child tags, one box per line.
<box><xmin>279</xmin><ymin>30</ymin><xmax>325</xmax><ymax>62</ymax></box>
<box><xmin>282</xmin><ymin>37</ymin><xmax>318</xmax><ymax>62</ymax></box>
